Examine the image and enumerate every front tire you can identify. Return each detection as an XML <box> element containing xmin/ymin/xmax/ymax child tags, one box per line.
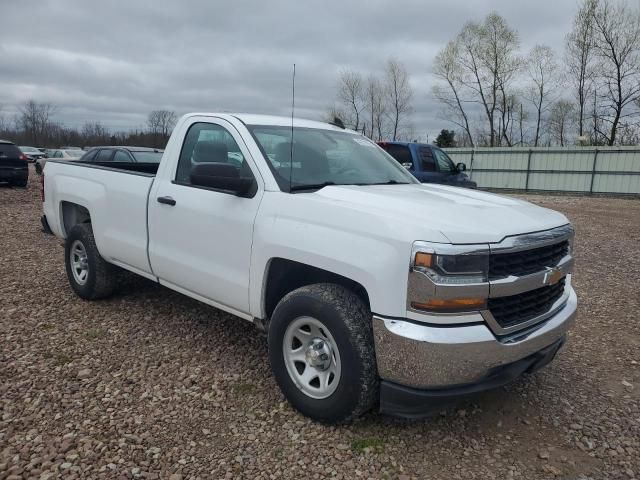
<box><xmin>268</xmin><ymin>283</ymin><xmax>379</xmax><ymax>423</ymax></box>
<box><xmin>64</xmin><ymin>223</ymin><xmax>117</xmax><ymax>300</ymax></box>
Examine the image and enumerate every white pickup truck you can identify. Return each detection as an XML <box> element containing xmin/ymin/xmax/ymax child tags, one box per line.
<box><xmin>42</xmin><ymin>113</ymin><xmax>577</xmax><ymax>422</ymax></box>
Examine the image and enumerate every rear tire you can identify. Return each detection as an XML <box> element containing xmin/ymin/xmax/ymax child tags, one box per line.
<box><xmin>268</xmin><ymin>283</ymin><xmax>379</xmax><ymax>423</ymax></box>
<box><xmin>64</xmin><ymin>223</ymin><xmax>117</xmax><ymax>300</ymax></box>
<box><xmin>13</xmin><ymin>177</ymin><xmax>28</xmax><ymax>188</ymax></box>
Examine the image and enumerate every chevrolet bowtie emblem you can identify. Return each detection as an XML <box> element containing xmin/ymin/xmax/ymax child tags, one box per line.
<box><xmin>543</xmin><ymin>267</ymin><xmax>564</xmax><ymax>286</ymax></box>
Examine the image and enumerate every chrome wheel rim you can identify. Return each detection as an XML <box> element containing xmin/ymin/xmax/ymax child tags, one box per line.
<box><xmin>70</xmin><ymin>240</ymin><xmax>89</xmax><ymax>285</ymax></box>
<box><xmin>283</xmin><ymin>316</ymin><xmax>341</xmax><ymax>399</ymax></box>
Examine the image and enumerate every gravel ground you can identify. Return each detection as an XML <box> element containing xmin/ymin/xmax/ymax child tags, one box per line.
<box><xmin>1</xmin><ymin>167</ymin><xmax>639</xmax><ymax>479</ymax></box>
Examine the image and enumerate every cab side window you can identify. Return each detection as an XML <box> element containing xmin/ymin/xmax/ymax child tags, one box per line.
<box><xmin>381</xmin><ymin>144</ymin><xmax>413</xmax><ymax>169</ymax></box>
<box><xmin>175</xmin><ymin>122</ymin><xmax>252</xmax><ymax>186</ymax></box>
<box><xmin>418</xmin><ymin>147</ymin><xmax>436</xmax><ymax>172</ymax></box>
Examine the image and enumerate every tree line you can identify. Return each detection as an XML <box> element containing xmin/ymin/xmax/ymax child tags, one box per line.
<box><xmin>0</xmin><ymin>101</ymin><xmax>177</xmax><ymax>149</ymax></box>
<box><xmin>331</xmin><ymin>0</ymin><xmax>640</xmax><ymax>147</ymax></box>
<box><xmin>327</xmin><ymin>58</ymin><xmax>414</xmax><ymax>141</ymax></box>
<box><xmin>4</xmin><ymin>1</ymin><xmax>639</xmax><ymax>150</ymax></box>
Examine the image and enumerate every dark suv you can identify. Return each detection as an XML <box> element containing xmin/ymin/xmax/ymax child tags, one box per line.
<box><xmin>378</xmin><ymin>141</ymin><xmax>476</xmax><ymax>188</ymax></box>
<box><xmin>0</xmin><ymin>140</ymin><xmax>29</xmax><ymax>187</ymax></box>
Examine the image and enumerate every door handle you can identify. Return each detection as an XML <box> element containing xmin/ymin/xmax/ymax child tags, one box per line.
<box><xmin>157</xmin><ymin>196</ymin><xmax>176</xmax><ymax>206</ymax></box>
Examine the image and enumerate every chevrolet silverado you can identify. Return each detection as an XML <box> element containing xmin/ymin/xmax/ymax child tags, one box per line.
<box><xmin>41</xmin><ymin>113</ymin><xmax>576</xmax><ymax>422</ymax></box>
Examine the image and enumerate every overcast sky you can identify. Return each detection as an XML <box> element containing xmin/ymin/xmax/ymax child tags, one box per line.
<box><xmin>0</xmin><ymin>0</ymin><xmax>592</xmax><ymax>140</ymax></box>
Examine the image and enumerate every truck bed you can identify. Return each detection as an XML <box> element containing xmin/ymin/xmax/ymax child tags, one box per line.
<box><xmin>73</xmin><ymin>160</ymin><xmax>160</xmax><ymax>176</ymax></box>
<box><xmin>43</xmin><ymin>159</ymin><xmax>158</xmax><ymax>278</ymax></box>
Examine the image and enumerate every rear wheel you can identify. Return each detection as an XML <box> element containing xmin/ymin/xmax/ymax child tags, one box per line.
<box><xmin>268</xmin><ymin>283</ymin><xmax>379</xmax><ymax>423</ymax></box>
<box><xmin>64</xmin><ymin>223</ymin><xmax>117</xmax><ymax>300</ymax></box>
<box><xmin>13</xmin><ymin>177</ymin><xmax>28</xmax><ymax>188</ymax></box>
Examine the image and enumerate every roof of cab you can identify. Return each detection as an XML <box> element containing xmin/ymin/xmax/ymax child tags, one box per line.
<box><xmin>185</xmin><ymin>113</ymin><xmax>357</xmax><ymax>133</ymax></box>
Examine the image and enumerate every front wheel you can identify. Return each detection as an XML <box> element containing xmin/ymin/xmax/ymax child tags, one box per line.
<box><xmin>268</xmin><ymin>283</ymin><xmax>379</xmax><ymax>423</ymax></box>
<box><xmin>64</xmin><ymin>223</ymin><xmax>117</xmax><ymax>300</ymax></box>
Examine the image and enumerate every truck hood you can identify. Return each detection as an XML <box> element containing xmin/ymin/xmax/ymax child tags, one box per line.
<box><xmin>314</xmin><ymin>183</ymin><xmax>569</xmax><ymax>244</ymax></box>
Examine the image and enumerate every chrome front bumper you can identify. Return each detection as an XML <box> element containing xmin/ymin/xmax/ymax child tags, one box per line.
<box><xmin>373</xmin><ymin>287</ymin><xmax>577</xmax><ymax>389</ymax></box>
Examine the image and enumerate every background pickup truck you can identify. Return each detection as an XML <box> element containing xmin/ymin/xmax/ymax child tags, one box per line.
<box><xmin>42</xmin><ymin>113</ymin><xmax>576</xmax><ymax>422</ymax></box>
<box><xmin>378</xmin><ymin>141</ymin><xmax>477</xmax><ymax>188</ymax></box>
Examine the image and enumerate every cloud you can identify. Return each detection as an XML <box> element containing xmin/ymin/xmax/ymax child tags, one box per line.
<box><xmin>0</xmin><ymin>0</ymin><xmax>584</xmax><ymax>137</ymax></box>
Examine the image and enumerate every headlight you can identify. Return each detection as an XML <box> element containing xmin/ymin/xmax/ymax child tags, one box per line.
<box><xmin>567</xmin><ymin>232</ymin><xmax>575</xmax><ymax>256</ymax></box>
<box><xmin>413</xmin><ymin>251</ymin><xmax>489</xmax><ymax>285</ymax></box>
<box><xmin>408</xmin><ymin>242</ymin><xmax>490</xmax><ymax>314</ymax></box>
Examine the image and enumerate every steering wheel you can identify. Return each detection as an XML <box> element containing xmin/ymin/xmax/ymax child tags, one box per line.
<box><xmin>333</xmin><ymin>166</ymin><xmax>360</xmax><ymax>177</ymax></box>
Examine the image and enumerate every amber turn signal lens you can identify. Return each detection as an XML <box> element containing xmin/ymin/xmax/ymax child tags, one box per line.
<box><xmin>411</xmin><ymin>297</ymin><xmax>486</xmax><ymax>311</ymax></box>
<box><xmin>414</xmin><ymin>252</ymin><xmax>433</xmax><ymax>268</ymax></box>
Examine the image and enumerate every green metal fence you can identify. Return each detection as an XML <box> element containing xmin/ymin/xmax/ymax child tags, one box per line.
<box><xmin>445</xmin><ymin>147</ymin><xmax>640</xmax><ymax>195</ymax></box>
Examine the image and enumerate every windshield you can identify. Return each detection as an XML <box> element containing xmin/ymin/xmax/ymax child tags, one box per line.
<box><xmin>247</xmin><ymin>125</ymin><xmax>417</xmax><ymax>191</ymax></box>
<box><xmin>20</xmin><ymin>146</ymin><xmax>38</xmax><ymax>153</ymax></box>
<box><xmin>132</xmin><ymin>151</ymin><xmax>163</xmax><ymax>163</ymax></box>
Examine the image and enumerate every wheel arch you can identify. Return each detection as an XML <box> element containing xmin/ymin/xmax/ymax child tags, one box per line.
<box><xmin>60</xmin><ymin>201</ymin><xmax>91</xmax><ymax>237</ymax></box>
<box><xmin>261</xmin><ymin>258</ymin><xmax>371</xmax><ymax>321</ymax></box>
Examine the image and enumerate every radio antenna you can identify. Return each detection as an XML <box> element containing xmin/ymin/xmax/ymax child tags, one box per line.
<box><xmin>289</xmin><ymin>63</ymin><xmax>296</xmax><ymax>192</ymax></box>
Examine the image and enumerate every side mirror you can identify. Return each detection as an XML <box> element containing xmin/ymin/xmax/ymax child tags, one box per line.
<box><xmin>190</xmin><ymin>163</ymin><xmax>254</xmax><ymax>197</ymax></box>
<box><xmin>456</xmin><ymin>162</ymin><xmax>467</xmax><ymax>172</ymax></box>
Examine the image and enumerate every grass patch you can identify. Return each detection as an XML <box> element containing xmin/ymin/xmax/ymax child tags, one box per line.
<box><xmin>232</xmin><ymin>382</ymin><xmax>256</xmax><ymax>395</ymax></box>
<box><xmin>351</xmin><ymin>437</ymin><xmax>385</xmax><ymax>454</ymax></box>
<box><xmin>85</xmin><ymin>328</ymin><xmax>106</xmax><ymax>339</ymax></box>
<box><xmin>44</xmin><ymin>351</ymin><xmax>73</xmax><ymax>366</ymax></box>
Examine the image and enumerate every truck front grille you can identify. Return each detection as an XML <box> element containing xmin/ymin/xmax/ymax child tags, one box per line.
<box><xmin>489</xmin><ymin>240</ymin><xmax>569</xmax><ymax>279</ymax></box>
<box><xmin>488</xmin><ymin>279</ymin><xmax>566</xmax><ymax>329</ymax></box>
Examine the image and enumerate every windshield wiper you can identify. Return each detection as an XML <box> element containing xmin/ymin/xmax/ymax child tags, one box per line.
<box><xmin>289</xmin><ymin>181</ymin><xmax>337</xmax><ymax>192</ymax></box>
<box><xmin>362</xmin><ymin>179</ymin><xmax>411</xmax><ymax>186</ymax></box>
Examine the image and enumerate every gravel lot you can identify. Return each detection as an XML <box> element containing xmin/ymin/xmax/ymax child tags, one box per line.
<box><xmin>1</xmin><ymin>167</ymin><xmax>639</xmax><ymax>479</ymax></box>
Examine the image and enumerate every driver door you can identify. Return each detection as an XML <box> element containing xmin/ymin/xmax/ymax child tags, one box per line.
<box><xmin>148</xmin><ymin>118</ymin><xmax>262</xmax><ymax>316</ymax></box>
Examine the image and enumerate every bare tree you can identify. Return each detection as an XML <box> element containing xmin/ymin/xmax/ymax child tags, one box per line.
<box><xmin>549</xmin><ymin>100</ymin><xmax>576</xmax><ymax>146</ymax></box>
<box><xmin>364</xmin><ymin>75</ymin><xmax>386</xmax><ymax>140</ymax></box>
<box><xmin>497</xmin><ymin>92</ymin><xmax>521</xmax><ymax>146</ymax></box>
<box><xmin>18</xmin><ymin>100</ymin><xmax>57</xmax><ymax>145</ymax></box>
<box><xmin>432</xmin><ymin>40</ymin><xmax>474</xmax><ymax>146</ymax></box>
<box><xmin>453</xmin><ymin>13</ymin><xmax>520</xmax><ymax>146</ymax></box>
<box><xmin>516</xmin><ymin>102</ymin><xmax>529</xmax><ymax>146</ymax></box>
<box><xmin>323</xmin><ymin>105</ymin><xmax>347</xmax><ymax>125</ymax></box>
<box><xmin>591</xmin><ymin>0</ymin><xmax>640</xmax><ymax>145</ymax></box>
<box><xmin>336</xmin><ymin>70</ymin><xmax>365</xmax><ymax>132</ymax></box>
<box><xmin>147</xmin><ymin>110</ymin><xmax>177</xmax><ymax>141</ymax></box>
<box><xmin>524</xmin><ymin>45</ymin><xmax>559</xmax><ymax>146</ymax></box>
<box><xmin>566</xmin><ymin>0</ymin><xmax>598</xmax><ymax>138</ymax></box>
<box><xmin>0</xmin><ymin>105</ymin><xmax>6</xmax><ymax>133</ymax></box>
<box><xmin>81</xmin><ymin>121</ymin><xmax>110</xmax><ymax>146</ymax></box>
<box><xmin>384</xmin><ymin>59</ymin><xmax>413</xmax><ymax>141</ymax></box>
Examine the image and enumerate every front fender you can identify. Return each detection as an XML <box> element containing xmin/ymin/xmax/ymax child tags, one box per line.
<box><xmin>248</xmin><ymin>193</ymin><xmax>426</xmax><ymax>319</ymax></box>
